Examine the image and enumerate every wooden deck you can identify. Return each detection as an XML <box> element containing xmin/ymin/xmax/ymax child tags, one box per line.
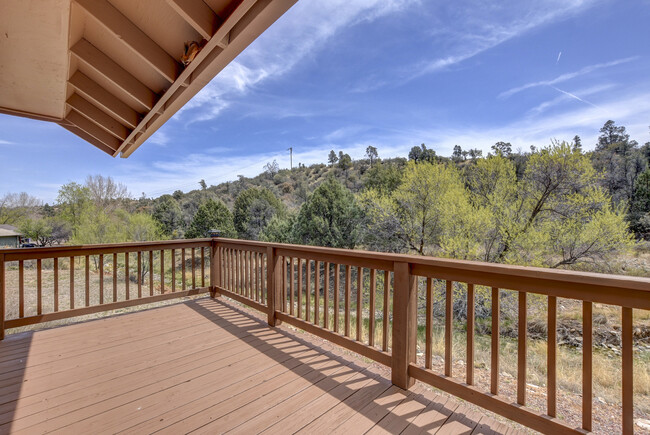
<box><xmin>0</xmin><ymin>297</ymin><xmax>519</xmax><ymax>434</ymax></box>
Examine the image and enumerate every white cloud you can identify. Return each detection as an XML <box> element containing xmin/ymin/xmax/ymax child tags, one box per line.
<box><xmin>0</xmin><ymin>139</ymin><xmax>14</xmax><ymax>145</ymax></box>
<box><xmin>527</xmin><ymin>83</ymin><xmax>615</xmax><ymax>115</ymax></box>
<box><xmin>499</xmin><ymin>57</ymin><xmax>638</xmax><ymax>98</ymax></box>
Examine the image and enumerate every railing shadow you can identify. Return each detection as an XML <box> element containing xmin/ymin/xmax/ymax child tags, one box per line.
<box><xmin>0</xmin><ymin>331</ymin><xmax>32</xmax><ymax>433</ymax></box>
<box><xmin>184</xmin><ymin>297</ymin><xmax>505</xmax><ymax>434</ymax></box>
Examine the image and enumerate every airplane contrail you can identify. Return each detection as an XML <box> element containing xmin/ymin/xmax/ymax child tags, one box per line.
<box><xmin>556</xmin><ymin>51</ymin><xmax>562</xmax><ymax>64</ymax></box>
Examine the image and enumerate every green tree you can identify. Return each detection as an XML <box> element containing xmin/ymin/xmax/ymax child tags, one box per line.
<box><xmin>56</xmin><ymin>182</ymin><xmax>91</xmax><ymax>231</ymax></box>
<box><xmin>233</xmin><ymin>187</ymin><xmax>283</xmax><ymax>239</ymax></box>
<box><xmin>630</xmin><ymin>169</ymin><xmax>650</xmax><ymax>237</ymax></box>
<box><xmin>491</xmin><ymin>141</ymin><xmax>512</xmax><ymax>157</ymax></box>
<box><xmin>186</xmin><ymin>199</ymin><xmax>236</xmax><ymax>239</ymax></box>
<box><xmin>0</xmin><ymin>192</ymin><xmax>42</xmax><ymax>225</ymax></box>
<box><xmin>328</xmin><ymin>150</ymin><xmax>338</xmax><ymax>167</ymax></box>
<box><xmin>20</xmin><ymin>217</ymin><xmax>71</xmax><ymax>246</ymax></box>
<box><xmin>293</xmin><ymin>178</ymin><xmax>361</xmax><ymax>248</ymax></box>
<box><xmin>365</xmin><ymin>146</ymin><xmax>378</xmax><ymax>166</ymax></box>
<box><xmin>152</xmin><ymin>195</ymin><xmax>184</xmax><ymax>237</ymax></box>
<box><xmin>363</xmin><ymin>160</ymin><xmax>404</xmax><ymax>195</ymax></box>
<box><xmin>259</xmin><ymin>212</ymin><xmax>297</xmax><ymax>244</ymax></box>
<box><xmin>408</xmin><ymin>143</ymin><xmax>436</xmax><ymax>163</ymax></box>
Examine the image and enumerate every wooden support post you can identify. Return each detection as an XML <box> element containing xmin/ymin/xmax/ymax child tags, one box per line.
<box><xmin>622</xmin><ymin>307</ymin><xmax>633</xmax><ymax>435</ymax></box>
<box><xmin>210</xmin><ymin>240</ymin><xmax>220</xmax><ymax>298</ymax></box>
<box><xmin>267</xmin><ymin>247</ymin><xmax>282</xmax><ymax>326</ymax></box>
<box><xmin>391</xmin><ymin>261</ymin><xmax>417</xmax><ymax>390</ymax></box>
<box><xmin>0</xmin><ymin>254</ymin><xmax>5</xmax><ymax>340</ymax></box>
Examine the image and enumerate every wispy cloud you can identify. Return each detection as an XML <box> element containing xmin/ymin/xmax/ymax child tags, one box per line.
<box><xmin>527</xmin><ymin>83</ymin><xmax>615</xmax><ymax>115</ymax></box>
<box><xmin>500</xmin><ymin>56</ymin><xmax>638</xmax><ymax>98</ymax></box>
<box><xmin>549</xmin><ymin>86</ymin><xmax>603</xmax><ymax>110</ymax></box>
<box><xmin>0</xmin><ymin>139</ymin><xmax>14</xmax><ymax>145</ymax></box>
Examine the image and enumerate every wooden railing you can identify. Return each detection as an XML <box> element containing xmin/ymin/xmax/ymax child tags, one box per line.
<box><xmin>1</xmin><ymin>238</ymin><xmax>649</xmax><ymax>434</ymax></box>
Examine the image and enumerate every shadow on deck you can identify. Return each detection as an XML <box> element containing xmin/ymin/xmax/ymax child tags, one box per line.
<box><xmin>0</xmin><ymin>297</ymin><xmax>518</xmax><ymax>434</ymax></box>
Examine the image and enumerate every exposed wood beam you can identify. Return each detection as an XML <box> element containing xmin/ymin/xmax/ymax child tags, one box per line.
<box><xmin>0</xmin><ymin>107</ymin><xmax>60</xmax><ymax>123</ymax></box>
<box><xmin>66</xmin><ymin>111</ymin><xmax>121</xmax><ymax>152</ymax></box>
<box><xmin>76</xmin><ymin>0</ymin><xmax>181</xmax><ymax>83</ymax></box>
<box><xmin>71</xmin><ymin>39</ymin><xmax>157</xmax><ymax>111</ymax></box>
<box><xmin>60</xmin><ymin>124</ymin><xmax>115</xmax><ymax>156</ymax></box>
<box><xmin>166</xmin><ymin>0</ymin><xmax>220</xmax><ymax>40</ymax></box>
<box><xmin>67</xmin><ymin>94</ymin><xmax>130</xmax><ymax>141</ymax></box>
<box><xmin>69</xmin><ymin>71</ymin><xmax>141</xmax><ymax>129</ymax></box>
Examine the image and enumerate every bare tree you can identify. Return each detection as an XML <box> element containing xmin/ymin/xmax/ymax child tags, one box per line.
<box><xmin>0</xmin><ymin>192</ymin><xmax>42</xmax><ymax>224</ymax></box>
<box><xmin>85</xmin><ymin>175</ymin><xmax>129</xmax><ymax>210</ymax></box>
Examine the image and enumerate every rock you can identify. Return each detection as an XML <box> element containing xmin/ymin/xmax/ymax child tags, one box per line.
<box><xmin>636</xmin><ymin>419</ymin><xmax>650</xmax><ymax>430</ymax></box>
<box><xmin>596</xmin><ymin>397</ymin><xmax>606</xmax><ymax>404</ymax></box>
<box><xmin>501</xmin><ymin>372</ymin><xmax>513</xmax><ymax>379</ymax></box>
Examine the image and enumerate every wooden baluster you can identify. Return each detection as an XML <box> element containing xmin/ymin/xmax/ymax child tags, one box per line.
<box><xmin>238</xmin><ymin>250</ymin><xmax>242</xmax><ymax>295</ymax></box>
<box><xmin>70</xmin><ymin>256</ymin><xmax>75</xmax><ymax>309</ymax></box>
<box><xmin>622</xmin><ymin>307</ymin><xmax>633</xmax><ymax>435</ymax></box>
<box><xmin>289</xmin><ymin>257</ymin><xmax>295</xmax><ymax>315</ymax></box>
<box><xmin>491</xmin><ymin>287</ymin><xmax>500</xmax><ymax>395</ymax></box>
<box><xmin>357</xmin><ymin>267</ymin><xmax>362</xmax><ymax>341</ymax></box>
<box><xmin>324</xmin><ymin>262</ymin><xmax>330</xmax><ymax>329</ymax></box>
<box><xmin>266</xmin><ymin>247</ymin><xmax>281</xmax><ymax>326</ymax></box>
<box><xmin>517</xmin><ymin>291</ymin><xmax>527</xmax><ymax>405</ymax></box>
<box><xmin>85</xmin><ymin>255</ymin><xmax>90</xmax><ymax>306</ymax></box>
<box><xmin>391</xmin><ymin>261</ymin><xmax>417</xmax><ymax>389</ymax></box>
<box><xmin>583</xmin><ymin>301</ymin><xmax>593</xmax><ymax>432</ymax></box>
<box><xmin>251</xmin><ymin>251</ymin><xmax>255</xmax><ymax>300</ymax></box>
<box><xmin>37</xmin><ymin>259</ymin><xmax>42</xmax><ymax>315</ymax></box>
<box><xmin>191</xmin><ymin>247</ymin><xmax>196</xmax><ymax>290</ymax></box>
<box><xmin>315</xmin><ymin>261</ymin><xmax>321</xmax><ymax>326</ymax></box>
<box><xmin>181</xmin><ymin>249</ymin><xmax>186</xmax><ymax>291</ymax></box>
<box><xmin>149</xmin><ymin>251</ymin><xmax>154</xmax><ymax>296</ymax></box>
<box><xmin>281</xmin><ymin>256</ymin><xmax>287</xmax><ymax>312</ymax></box>
<box><xmin>425</xmin><ymin>277</ymin><xmax>433</xmax><ymax>369</ymax></box>
<box><xmin>113</xmin><ymin>253</ymin><xmax>118</xmax><ymax>302</ymax></box>
<box><xmin>305</xmin><ymin>260</ymin><xmax>311</xmax><ymax>322</ymax></box>
<box><xmin>18</xmin><ymin>260</ymin><xmax>24</xmax><ymax>318</ymax></box>
<box><xmin>445</xmin><ymin>280</ymin><xmax>452</xmax><ymax>377</ymax></box>
<box><xmin>160</xmin><ymin>250</ymin><xmax>165</xmax><ymax>294</ymax></box>
<box><xmin>0</xmin><ymin>254</ymin><xmax>4</xmax><ymax>340</ymax></box>
<box><xmin>344</xmin><ymin>265</ymin><xmax>351</xmax><ymax>337</ymax></box>
<box><xmin>333</xmin><ymin>264</ymin><xmax>340</xmax><ymax>333</ymax></box>
<box><xmin>383</xmin><ymin>270</ymin><xmax>390</xmax><ymax>352</ymax></box>
<box><xmin>98</xmin><ymin>255</ymin><xmax>103</xmax><ymax>305</ymax></box>
<box><xmin>54</xmin><ymin>258</ymin><xmax>59</xmax><ymax>311</ymax></box>
<box><xmin>225</xmin><ymin>249</ymin><xmax>229</xmax><ymax>290</ymax></box>
<box><xmin>171</xmin><ymin>249</ymin><xmax>176</xmax><ymax>293</ymax></box>
<box><xmin>242</xmin><ymin>250</ymin><xmax>247</xmax><ymax>297</ymax></box>
<box><xmin>201</xmin><ymin>247</ymin><xmax>205</xmax><ymax>288</ymax></box>
<box><xmin>255</xmin><ymin>253</ymin><xmax>260</xmax><ymax>302</ymax></box>
<box><xmin>547</xmin><ymin>295</ymin><xmax>557</xmax><ymax>417</ymax></box>
<box><xmin>369</xmin><ymin>269</ymin><xmax>376</xmax><ymax>347</ymax></box>
<box><xmin>136</xmin><ymin>252</ymin><xmax>141</xmax><ymax>299</ymax></box>
<box><xmin>124</xmin><ymin>253</ymin><xmax>129</xmax><ymax>301</ymax></box>
<box><xmin>467</xmin><ymin>283</ymin><xmax>475</xmax><ymax>385</ymax></box>
<box><xmin>298</xmin><ymin>258</ymin><xmax>303</xmax><ymax>318</ymax></box>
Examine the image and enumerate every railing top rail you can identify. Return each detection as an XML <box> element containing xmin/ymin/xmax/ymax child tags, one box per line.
<box><xmin>0</xmin><ymin>238</ymin><xmax>212</xmax><ymax>261</ymax></box>
<box><xmin>216</xmin><ymin>238</ymin><xmax>650</xmax><ymax>294</ymax></box>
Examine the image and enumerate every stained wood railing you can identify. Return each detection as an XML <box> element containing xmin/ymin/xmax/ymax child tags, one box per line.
<box><xmin>1</xmin><ymin>238</ymin><xmax>649</xmax><ymax>434</ymax></box>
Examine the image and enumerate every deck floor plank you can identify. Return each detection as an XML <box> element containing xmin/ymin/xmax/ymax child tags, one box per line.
<box><xmin>0</xmin><ymin>298</ymin><xmax>520</xmax><ymax>435</ymax></box>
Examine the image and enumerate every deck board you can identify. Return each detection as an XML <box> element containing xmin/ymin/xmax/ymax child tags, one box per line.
<box><xmin>0</xmin><ymin>298</ymin><xmax>520</xmax><ymax>434</ymax></box>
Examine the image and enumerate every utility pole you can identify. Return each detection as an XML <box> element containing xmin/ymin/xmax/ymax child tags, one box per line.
<box><xmin>288</xmin><ymin>147</ymin><xmax>293</xmax><ymax>170</ymax></box>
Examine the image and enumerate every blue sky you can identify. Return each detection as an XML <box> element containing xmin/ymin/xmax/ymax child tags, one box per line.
<box><xmin>1</xmin><ymin>0</ymin><xmax>650</xmax><ymax>202</ymax></box>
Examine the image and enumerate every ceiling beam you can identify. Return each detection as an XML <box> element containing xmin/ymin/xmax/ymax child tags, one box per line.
<box><xmin>166</xmin><ymin>0</ymin><xmax>221</xmax><ymax>40</ymax></box>
<box><xmin>60</xmin><ymin>124</ymin><xmax>116</xmax><ymax>156</ymax></box>
<box><xmin>66</xmin><ymin>110</ymin><xmax>121</xmax><ymax>152</ymax></box>
<box><xmin>0</xmin><ymin>107</ymin><xmax>61</xmax><ymax>123</ymax></box>
<box><xmin>71</xmin><ymin>39</ymin><xmax>157</xmax><ymax>111</ymax></box>
<box><xmin>76</xmin><ymin>0</ymin><xmax>181</xmax><ymax>83</ymax></box>
<box><xmin>68</xmin><ymin>71</ymin><xmax>141</xmax><ymax>129</ymax></box>
<box><xmin>67</xmin><ymin>93</ymin><xmax>130</xmax><ymax>141</ymax></box>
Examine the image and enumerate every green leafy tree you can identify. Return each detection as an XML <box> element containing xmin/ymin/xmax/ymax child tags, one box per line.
<box><xmin>233</xmin><ymin>187</ymin><xmax>283</xmax><ymax>239</ymax></box>
<box><xmin>152</xmin><ymin>195</ymin><xmax>184</xmax><ymax>237</ymax></box>
<box><xmin>328</xmin><ymin>150</ymin><xmax>338</xmax><ymax>167</ymax></box>
<box><xmin>338</xmin><ymin>152</ymin><xmax>352</xmax><ymax>171</ymax></box>
<box><xmin>56</xmin><ymin>182</ymin><xmax>91</xmax><ymax>231</ymax></box>
<box><xmin>259</xmin><ymin>212</ymin><xmax>297</xmax><ymax>244</ymax></box>
<box><xmin>491</xmin><ymin>141</ymin><xmax>512</xmax><ymax>157</ymax></box>
<box><xmin>630</xmin><ymin>169</ymin><xmax>650</xmax><ymax>237</ymax></box>
<box><xmin>20</xmin><ymin>217</ymin><xmax>71</xmax><ymax>246</ymax></box>
<box><xmin>365</xmin><ymin>146</ymin><xmax>378</xmax><ymax>166</ymax></box>
<box><xmin>0</xmin><ymin>192</ymin><xmax>42</xmax><ymax>225</ymax></box>
<box><xmin>408</xmin><ymin>143</ymin><xmax>436</xmax><ymax>163</ymax></box>
<box><xmin>186</xmin><ymin>199</ymin><xmax>236</xmax><ymax>239</ymax></box>
<box><xmin>363</xmin><ymin>160</ymin><xmax>404</xmax><ymax>195</ymax></box>
<box><xmin>293</xmin><ymin>178</ymin><xmax>361</xmax><ymax>248</ymax></box>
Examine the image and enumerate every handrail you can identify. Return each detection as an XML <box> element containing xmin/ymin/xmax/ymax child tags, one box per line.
<box><xmin>1</xmin><ymin>237</ymin><xmax>648</xmax><ymax>434</ymax></box>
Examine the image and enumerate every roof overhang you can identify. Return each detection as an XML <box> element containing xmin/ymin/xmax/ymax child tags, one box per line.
<box><xmin>0</xmin><ymin>0</ymin><xmax>297</xmax><ymax>157</ymax></box>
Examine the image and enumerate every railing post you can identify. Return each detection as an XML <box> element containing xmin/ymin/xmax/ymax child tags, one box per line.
<box><xmin>391</xmin><ymin>261</ymin><xmax>417</xmax><ymax>389</ymax></box>
<box><xmin>0</xmin><ymin>253</ymin><xmax>5</xmax><ymax>340</ymax></box>
<box><xmin>210</xmin><ymin>239</ymin><xmax>221</xmax><ymax>298</ymax></box>
<box><xmin>266</xmin><ymin>246</ymin><xmax>282</xmax><ymax>327</ymax></box>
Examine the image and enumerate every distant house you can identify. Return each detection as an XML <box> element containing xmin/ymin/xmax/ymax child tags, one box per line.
<box><xmin>0</xmin><ymin>225</ymin><xmax>22</xmax><ymax>248</ymax></box>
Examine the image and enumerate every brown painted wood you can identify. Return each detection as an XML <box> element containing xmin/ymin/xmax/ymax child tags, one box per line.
<box><xmin>254</xmin><ymin>252</ymin><xmax>259</xmax><ymax>302</ymax></box>
<box><xmin>445</xmin><ymin>280</ymin><xmax>453</xmax><ymax>377</ymax></box>
<box><xmin>357</xmin><ymin>267</ymin><xmax>363</xmax><ymax>341</ymax></box>
<box><xmin>334</xmin><ymin>263</ymin><xmax>340</xmax><ymax>333</ymax></box>
<box><xmin>315</xmin><ymin>261</ymin><xmax>321</xmax><ymax>327</ymax></box>
<box><xmin>149</xmin><ymin>251</ymin><xmax>154</xmax><ymax>296</ymax></box>
<box><xmin>85</xmin><ymin>255</ymin><xmax>90</xmax><ymax>306</ymax></box>
<box><xmin>344</xmin><ymin>265</ymin><xmax>351</xmax><ymax>337</ymax></box>
<box><xmin>305</xmin><ymin>259</ymin><xmax>311</xmax><ymax>322</ymax></box>
<box><xmin>622</xmin><ymin>307</ymin><xmax>633</xmax><ymax>435</ymax></box>
<box><xmin>217</xmin><ymin>287</ymin><xmax>267</xmax><ymax>313</ymax></box>
<box><xmin>124</xmin><ymin>253</ymin><xmax>129</xmax><ymax>301</ymax></box>
<box><xmin>582</xmin><ymin>301</ymin><xmax>592</xmax><ymax>431</ymax></box>
<box><xmin>53</xmin><ymin>257</ymin><xmax>59</xmax><ymax>312</ymax></box>
<box><xmin>383</xmin><ymin>270</ymin><xmax>390</xmax><ymax>351</ymax></box>
<box><xmin>425</xmin><ymin>277</ymin><xmax>433</xmax><ymax>369</ymax></box>
<box><xmin>289</xmin><ymin>257</ymin><xmax>295</xmax><ymax>316</ymax></box>
<box><xmin>172</xmin><ymin>249</ymin><xmax>176</xmax><ymax>293</ymax></box>
<box><xmin>181</xmin><ymin>249</ymin><xmax>186</xmax><ymax>291</ymax></box>
<box><xmin>517</xmin><ymin>292</ymin><xmax>527</xmax><ymax>406</ymax></box>
<box><xmin>160</xmin><ymin>250</ymin><xmax>165</xmax><ymax>294</ymax></box>
<box><xmin>201</xmin><ymin>247</ymin><xmax>206</xmax><ymax>289</ymax></box>
<box><xmin>18</xmin><ymin>260</ymin><xmax>24</xmax><ymax>318</ymax></box>
<box><xmin>0</xmin><ymin>254</ymin><xmax>4</xmax><ymax>340</ymax></box>
<box><xmin>266</xmin><ymin>247</ymin><xmax>279</xmax><ymax>326</ymax></box>
<box><xmin>191</xmin><ymin>247</ymin><xmax>196</xmax><ymax>290</ymax></box>
<box><xmin>467</xmin><ymin>283</ymin><xmax>475</xmax><ymax>385</ymax></box>
<box><xmin>282</xmin><ymin>256</ymin><xmax>287</xmax><ymax>313</ymax></box>
<box><xmin>324</xmin><ymin>262</ymin><xmax>330</xmax><ymax>329</ymax></box>
<box><xmin>113</xmin><ymin>253</ymin><xmax>118</xmax><ymax>302</ymax></box>
<box><xmin>70</xmin><ymin>256</ymin><xmax>75</xmax><ymax>309</ymax></box>
<box><xmin>37</xmin><ymin>259</ymin><xmax>42</xmax><ymax>315</ymax></box>
<box><xmin>136</xmin><ymin>252</ymin><xmax>141</xmax><ymax>298</ymax></box>
<box><xmin>298</xmin><ymin>258</ymin><xmax>303</xmax><ymax>319</ymax></box>
<box><xmin>547</xmin><ymin>295</ymin><xmax>557</xmax><ymax>417</ymax></box>
<box><xmin>369</xmin><ymin>268</ymin><xmax>376</xmax><ymax>347</ymax></box>
<box><xmin>98</xmin><ymin>256</ymin><xmax>103</xmax><ymax>305</ymax></box>
<box><xmin>491</xmin><ymin>287</ymin><xmax>499</xmax><ymax>395</ymax></box>
<box><xmin>392</xmin><ymin>261</ymin><xmax>417</xmax><ymax>389</ymax></box>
